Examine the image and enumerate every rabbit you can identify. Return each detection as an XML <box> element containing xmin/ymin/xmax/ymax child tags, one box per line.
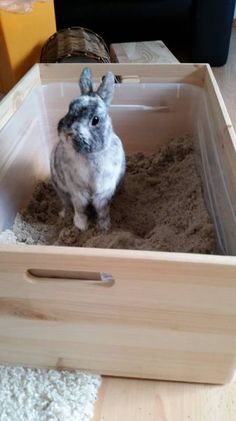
<box><xmin>50</xmin><ymin>67</ymin><xmax>126</xmax><ymax>231</ymax></box>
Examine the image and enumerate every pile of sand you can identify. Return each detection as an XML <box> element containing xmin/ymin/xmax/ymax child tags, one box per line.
<box><xmin>12</xmin><ymin>134</ymin><xmax>217</xmax><ymax>254</ymax></box>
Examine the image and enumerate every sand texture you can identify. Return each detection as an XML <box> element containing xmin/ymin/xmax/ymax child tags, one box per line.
<box><xmin>12</xmin><ymin>135</ymin><xmax>217</xmax><ymax>254</ymax></box>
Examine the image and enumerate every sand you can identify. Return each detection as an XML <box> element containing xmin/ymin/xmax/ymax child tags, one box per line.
<box><xmin>12</xmin><ymin>134</ymin><xmax>217</xmax><ymax>254</ymax></box>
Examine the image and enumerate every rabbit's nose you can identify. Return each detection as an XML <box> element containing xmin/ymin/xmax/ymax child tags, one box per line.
<box><xmin>72</xmin><ymin>123</ymin><xmax>90</xmax><ymax>140</ymax></box>
<box><xmin>66</xmin><ymin>131</ymin><xmax>73</xmax><ymax>137</ymax></box>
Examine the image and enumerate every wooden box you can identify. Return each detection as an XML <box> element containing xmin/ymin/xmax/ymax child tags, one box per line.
<box><xmin>0</xmin><ymin>63</ymin><xmax>236</xmax><ymax>384</ymax></box>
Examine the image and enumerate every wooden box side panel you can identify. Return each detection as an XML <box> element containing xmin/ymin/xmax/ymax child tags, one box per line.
<box><xmin>0</xmin><ymin>64</ymin><xmax>49</xmax><ymax>231</ymax></box>
<box><xmin>39</xmin><ymin>63</ymin><xmax>206</xmax><ymax>86</ymax></box>
<box><xmin>204</xmin><ymin>65</ymin><xmax>236</xmax><ymax>197</ymax></box>
<box><xmin>202</xmin><ymin>65</ymin><xmax>236</xmax><ymax>254</ymax></box>
<box><xmin>0</xmin><ymin>246</ymin><xmax>236</xmax><ymax>384</ymax></box>
<box><xmin>0</xmin><ymin>64</ymin><xmax>41</xmax><ymax>131</ymax></box>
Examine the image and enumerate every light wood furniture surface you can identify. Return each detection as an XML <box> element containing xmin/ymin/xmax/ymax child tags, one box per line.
<box><xmin>110</xmin><ymin>40</ymin><xmax>179</xmax><ymax>64</ymax></box>
<box><xmin>93</xmin><ymin>376</ymin><xmax>236</xmax><ymax>421</ymax></box>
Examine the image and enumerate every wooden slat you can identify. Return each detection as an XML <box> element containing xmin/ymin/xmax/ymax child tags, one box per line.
<box><xmin>39</xmin><ymin>63</ymin><xmax>206</xmax><ymax>86</ymax></box>
<box><xmin>204</xmin><ymin>65</ymin><xmax>236</xmax><ymax>197</ymax></box>
<box><xmin>202</xmin><ymin>65</ymin><xmax>236</xmax><ymax>253</ymax></box>
<box><xmin>213</xmin><ymin>28</ymin><xmax>236</xmax><ymax>130</ymax></box>
<box><xmin>205</xmin><ymin>64</ymin><xmax>236</xmax><ymax>152</ymax></box>
<box><xmin>0</xmin><ymin>245</ymin><xmax>235</xmax><ymax>384</ymax></box>
<box><xmin>0</xmin><ymin>65</ymin><xmax>41</xmax><ymax>131</ymax></box>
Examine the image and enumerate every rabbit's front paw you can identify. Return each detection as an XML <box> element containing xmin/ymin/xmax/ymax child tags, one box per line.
<box><xmin>73</xmin><ymin>212</ymin><xmax>88</xmax><ymax>231</ymax></box>
<box><xmin>98</xmin><ymin>216</ymin><xmax>111</xmax><ymax>231</ymax></box>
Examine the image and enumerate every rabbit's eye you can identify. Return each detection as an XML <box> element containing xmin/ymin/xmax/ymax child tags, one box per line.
<box><xmin>92</xmin><ymin>116</ymin><xmax>99</xmax><ymax>126</ymax></box>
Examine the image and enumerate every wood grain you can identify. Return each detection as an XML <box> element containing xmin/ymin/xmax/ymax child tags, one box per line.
<box><xmin>93</xmin><ymin>376</ymin><xmax>236</xmax><ymax>421</ymax></box>
<box><xmin>39</xmin><ymin>62</ymin><xmax>206</xmax><ymax>86</ymax></box>
<box><xmin>203</xmin><ymin>65</ymin><xmax>236</xmax><ymax>254</ymax></box>
<box><xmin>213</xmin><ymin>28</ymin><xmax>236</xmax><ymax>132</ymax></box>
<box><xmin>110</xmin><ymin>40</ymin><xmax>179</xmax><ymax>64</ymax></box>
<box><xmin>0</xmin><ymin>246</ymin><xmax>235</xmax><ymax>384</ymax></box>
<box><xmin>0</xmin><ymin>64</ymin><xmax>40</xmax><ymax>131</ymax></box>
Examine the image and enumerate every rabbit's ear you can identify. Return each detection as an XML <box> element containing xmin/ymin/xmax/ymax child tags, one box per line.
<box><xmin>79</xmin><ymin>67</ymin><xmax>93</xmax><ymax>95</ymax></box>
<box><xmin>97</xmin><ymin>72</ymin><xmax>114</xmax><ymax>106</ymax></box>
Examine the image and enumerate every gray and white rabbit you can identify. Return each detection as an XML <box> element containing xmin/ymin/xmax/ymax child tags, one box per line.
<box><xmin>50</xmin><ymin>67</ymin><xmax>126</xmax><ymax>231</ymax></box>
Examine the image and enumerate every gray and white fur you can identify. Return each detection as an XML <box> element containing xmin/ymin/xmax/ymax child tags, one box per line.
<box><xmin>50</xmin><ymin>67</ymin><xmax>126</xmax><ymax>231</ymax></box>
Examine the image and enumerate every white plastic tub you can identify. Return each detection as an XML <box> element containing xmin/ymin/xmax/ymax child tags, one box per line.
<box><xmin>0</xmin><ymin>72</ymin><xmax>235</xmax><ymax>254</ymax></box>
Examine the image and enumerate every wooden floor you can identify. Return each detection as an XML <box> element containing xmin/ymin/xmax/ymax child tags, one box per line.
<box><xmin>93</xmin><ymin>28</ymin><xmax>236</xmax><ymax>421</ymax></box>
<box><xmin>93</xmin><ymin>376</ymin><xmax>236</xmax><ymax>421</ymax></box>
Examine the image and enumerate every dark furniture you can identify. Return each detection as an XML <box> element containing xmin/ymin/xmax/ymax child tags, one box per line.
<box><xmin>54</xmin><ymin>0</ymin><xmax>236</xmax><ymax>66</ymax></box>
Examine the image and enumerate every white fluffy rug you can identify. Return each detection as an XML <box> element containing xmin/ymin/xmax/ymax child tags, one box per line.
<box><xmin>0</xmin><ymin>366</ymin><xmax>101</xmax><ymax>421</ymax></box>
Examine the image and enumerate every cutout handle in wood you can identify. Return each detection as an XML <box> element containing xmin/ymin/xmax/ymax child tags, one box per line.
<box><xmin>26</xmin><ymin>269</ymin><xmax>115</xmax><ymax>287</ymax></box>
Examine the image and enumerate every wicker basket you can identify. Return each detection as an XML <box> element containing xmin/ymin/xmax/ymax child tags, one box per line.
<box><xmin>40</xmin><ymin>27</ymin><xmax>110</xmax><ymax>63</ymax></box>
